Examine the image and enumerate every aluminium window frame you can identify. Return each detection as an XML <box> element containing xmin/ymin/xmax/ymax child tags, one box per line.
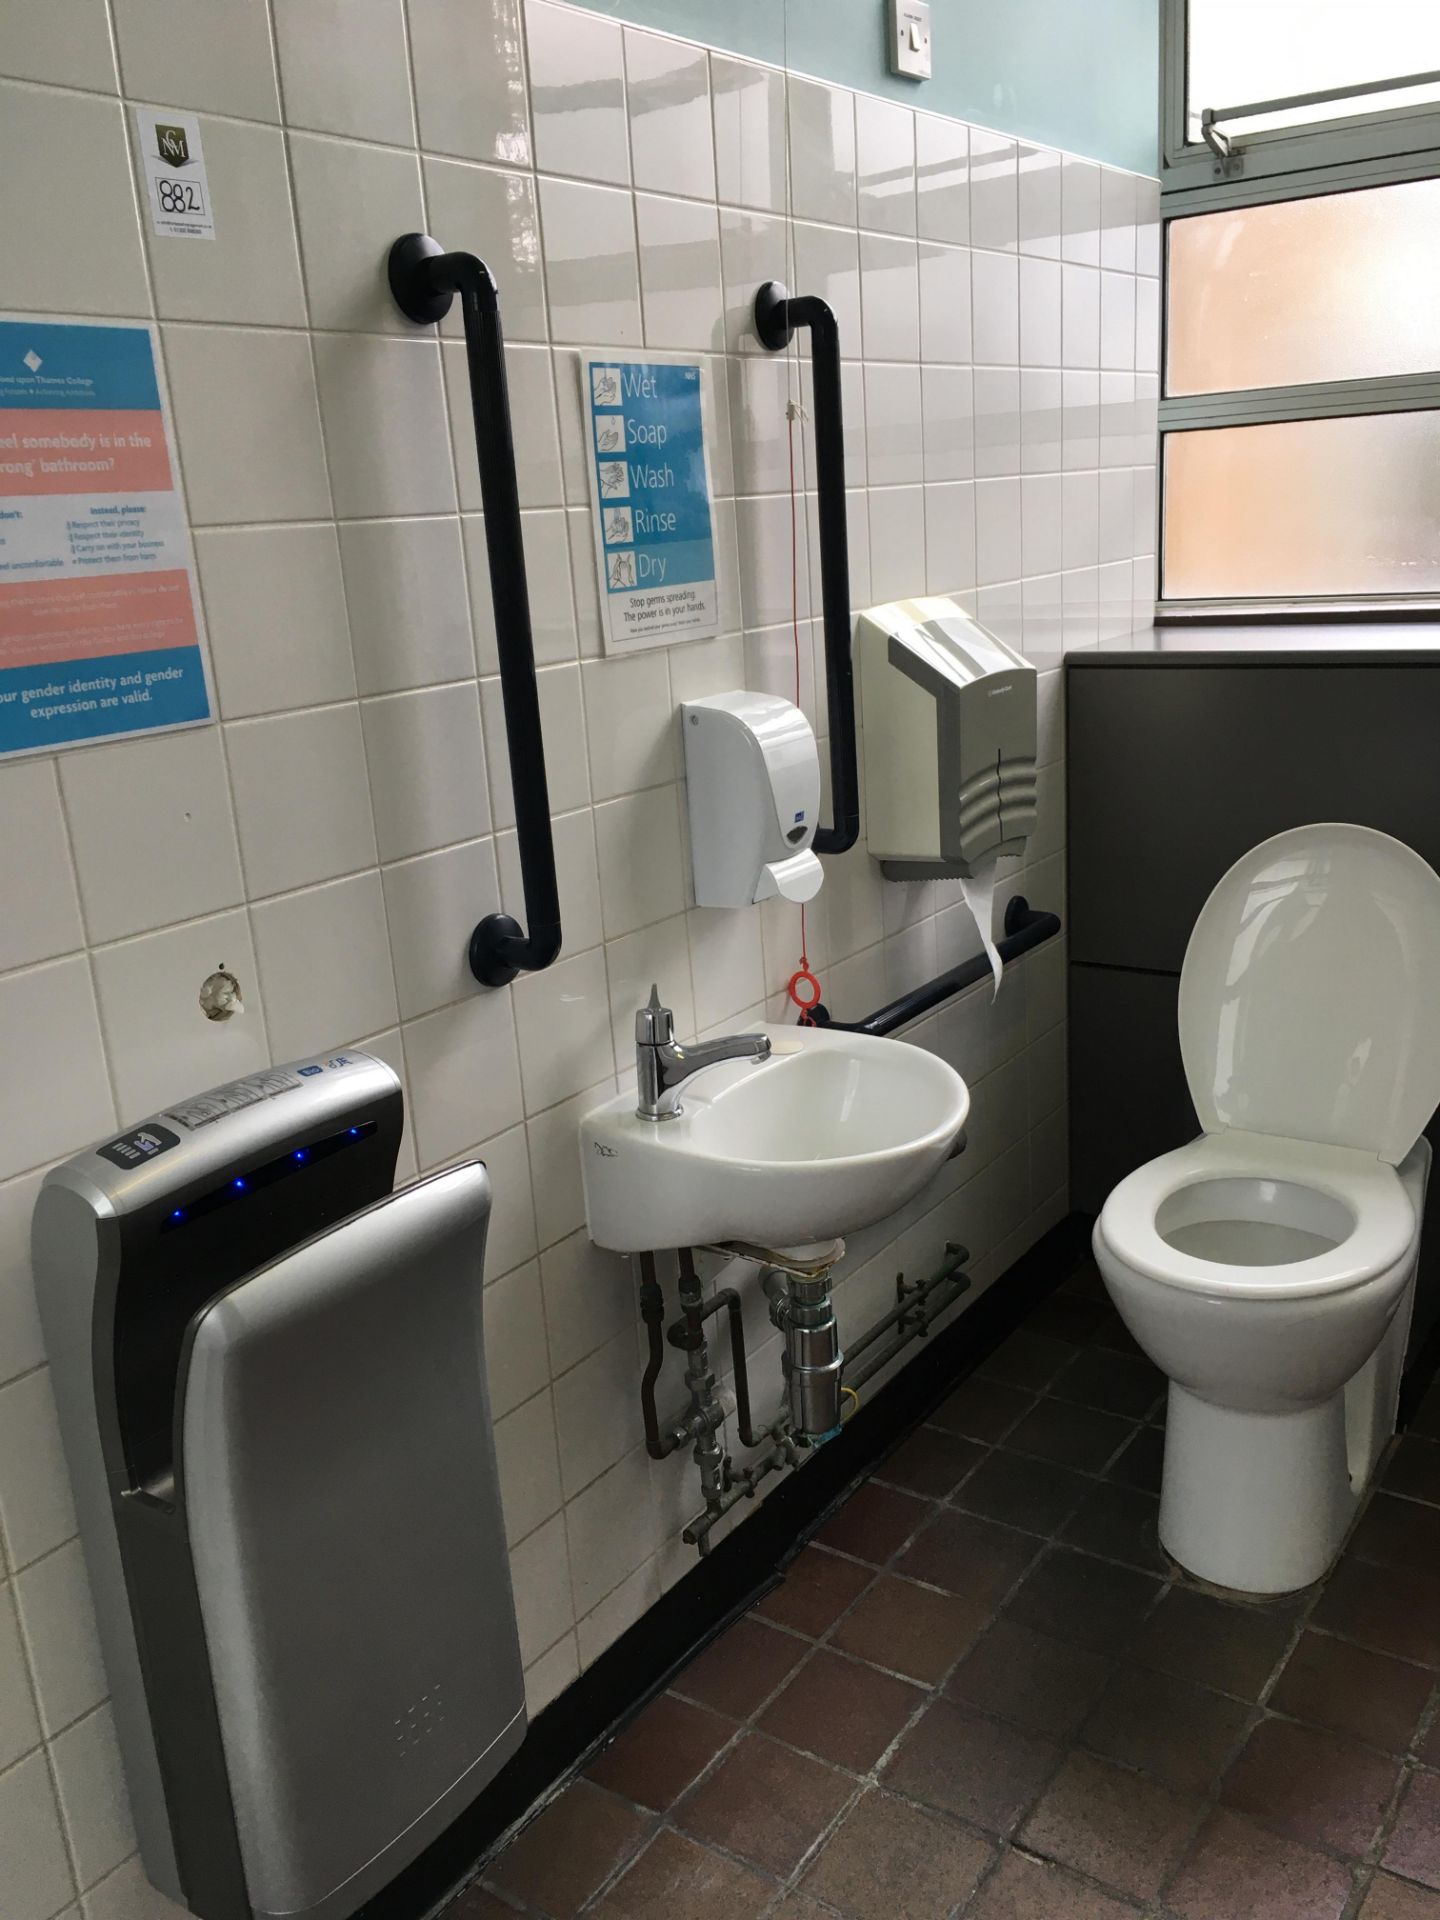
<box><xmin>1156</xmin><ymin>0</ymin><xmax>1440</xmax><ymax>616</ymax></box>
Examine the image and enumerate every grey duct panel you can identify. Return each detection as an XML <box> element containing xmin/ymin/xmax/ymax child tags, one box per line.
<box><xmin>181</xmin><ymin>1163</ymin><xmax>525</xmax><ymax>1920</ymax></box>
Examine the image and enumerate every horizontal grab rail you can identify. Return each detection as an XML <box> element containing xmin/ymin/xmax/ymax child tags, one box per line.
<box><xmin>809</xmin><ymin>897</ymin><xmax>1062</xmax><ymax>1037</ymax></box>
<box><xmin>753</xmin><ymin>281</ymin><xmax>860</xmax><ymax>857</ymax></box>
<box><xmin>388</xmin><ymin>232</ymin><xmax>561</xmax><ymax>987</ymax></box>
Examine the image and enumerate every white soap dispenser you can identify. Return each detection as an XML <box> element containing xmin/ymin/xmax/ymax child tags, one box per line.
<box><xmin>681</xmin><ymin>690</ymin><xmax>824</xmax><ymax>908</ymax></box>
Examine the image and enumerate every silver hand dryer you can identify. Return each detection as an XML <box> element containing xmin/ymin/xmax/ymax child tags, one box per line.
<box><xmin>32</xmin><ymin>1052</ymin><xmax>526</xmax><ymax>1920</ymax></box>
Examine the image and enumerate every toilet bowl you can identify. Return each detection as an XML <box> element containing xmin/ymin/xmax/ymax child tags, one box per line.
<box><xmin>1093</xmin><ymin>824</ymin><xmax>1440</xmax><ymax>1595</ymax></box>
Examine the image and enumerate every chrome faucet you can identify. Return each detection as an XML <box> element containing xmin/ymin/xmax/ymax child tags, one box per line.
<box><xmin>635</xmin><ymin>985</ymin><xmax>771</xmax><ymax>1121</ymax></box>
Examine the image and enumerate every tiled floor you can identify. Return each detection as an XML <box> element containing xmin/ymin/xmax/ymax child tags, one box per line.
<box><xmin>450</xmin><ymin>1261</ymin><xmax>1440</xmax><ymax>1920</ymax></box>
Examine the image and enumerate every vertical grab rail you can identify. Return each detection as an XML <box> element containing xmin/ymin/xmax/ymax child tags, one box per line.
<box><xmin>388</xmin><ymin>233</ymin><xmax>561</xmax><ymax>987</ymax></box>
<box><xmin>752</xmin><ymin>282</ymin><xmax>860</xmax><ymax>856</ymax></box>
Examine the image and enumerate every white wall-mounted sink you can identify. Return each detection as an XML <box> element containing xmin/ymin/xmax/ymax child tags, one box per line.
<box><xmin>580</xmin><ymin>1024</ymin><xmax>969</xmax><ymax>1254</ymax></box>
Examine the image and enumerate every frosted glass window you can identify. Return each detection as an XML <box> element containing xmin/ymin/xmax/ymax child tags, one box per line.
<box><xmin>1167</xmin><ymin>180</ymin><xmax>1440</xmax><ymax>394</ymax></box>
<box><xmin>1187</xmin><ymin>1</ymin><xmax>1440</xmax><ymax>140</ymax></box>
<box><xmin>1163</xmin><ymin>411</ymin><xmax>1440</xmax><ymax>598</ymax></box>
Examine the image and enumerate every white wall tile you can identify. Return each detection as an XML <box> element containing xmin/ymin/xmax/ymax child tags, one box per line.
<box><xmin>473</xmin><ymin>1123</ymin><xmax>538</xmax><ymax>1280</ymax></box>
<box><xmin>314</xmin><ymin>335</ymin><xmax>456</xmax><ymax>520</ymax></box>
<box><xmin>527</xmin><ymin>1079</ymin><xmax>612</xmax><ymax>1250</ymax></box>
<box><xmin>14</xmin><ymin>1540</ymin><xmax>106</xmax><ymax>1738</ymax></box>
<box><xmin>1018</xmin><ymin>144</ymin><xmax>1063</xmax><ymax>260</ymax></box>
<box><xmin>538</xmin><ymin>178</ymin><xmax>642</xmax><ymax>347</ymax></box>
<box><xmin>512</xmin><ymin>947</ymin><xmax>614</xmax><ymax>1114</ymax></box>
<box><xmin>624</xmin><ymin>29</ymin><xmax>713</xmax><ymax>200</ymax></box>
<box><xmin>605</xmin><ymin>914</ymin><xmax>694</xmax><ymax>1064</ymax></box>
<box><xmin>483</xmin><ymin>663</ymin><xmax>590</xmax><ymax>827</ymax></box>
<box><xmin>538</xmin><ymin>1229</ymin><xmax>633</xmax><ymax>1377</ymax></box>
<box><xmin>1020</xmin><ymin>368</ymin><xmax>1063</xmax><ymax>473</ymax></box>
<box><xmin>165</xmin><ymin>326</ymin><xmax>330</xmax><ymax>525</ymax></box>
<box><xmin>466</xmin><ymin>509</ymin><xmax>576</xmax><ymax>670</ymax></box>
<box><xmin>718</xmin><ymin>207</ymin><xmax>789</xmax><ymax>355</ymax></box>
<box><xmin>553</xmin><ymin>1328</ymin><xmax>645</xmax><ymax>1497</ymax></box>
<box><xmin>976</xmin><ymin>476</ymin><xmax>1023</xmax><ymax>586</ymax></box>
<box><xmin>81</xmin><ymin>1857</ymin><xmax>191</xmax><ymax>1920</ymax></box>
<box><xmin>0</xmin><ymin>1749</ymin><xmax>75</xmax><ymax>1920</ymax></box>
<box><xmin>2</xmin><ymin>0</ymin><xmax>115</xmax><ymax>91</ymax></box>
<box><xmin>271</xmin><ymin>0</ymin><xmax>414</xmax><ymax>146</ymax></box>
<box><xmin>290</xmin><ymin>135</ymin><xmax>425</xmax><ymax>336</ymax></box>
<box><xmin>528</xmin><ymin>1</ymin><xmax>630</xmax><ymax>186</ymax></box>
<box><xmin>1135</xmin><ymin>275</ymin><xmax>1160</xmax><ymax>376</ymax></box>
<box><xmin>855</xmin><ymin>94</ymin><xmax>915</xmax><ymax>236</ymax></box>
<box><xmin>382</xmin><ymin>838</ymin><xmax>500</xmax><ymax>1021</ymax></box>
<box><xmin>973</xmin><ymin>367</ymin><xmax>1020</xmax><ymax>478</ymax></box>
<box><xmin>863</xmin><ymin>364</ymin><xmax>922</xmax><ymax>487</ymax></box>
<box><xmin>969</xmin><ymin>130</ymin><xmax>1018</xmax><ymax>253</ymax></box>
<box><xmin>0</xmin><ymin>86</ymin><xmax>147</xmax><ymax>318</ymax></box>
<box><xmin>578</xmin><ymin>1556</ymin><xmax>659</xmax><ymax>1668</ymax></box>
<box><xmin>925</xmin><ymin>479</ymin><xmax>976</xmax><ymax>595</ymax></box>
<box><xmin>250</xmin><ymin>872</ymin><xmax>397</xmax><ymax>1061</ymax></box>
<box><xmin>508</xmin><ymin>1513</ymin><xmax>573</xmax><ymax>1666</ymax></box>
<box><xmin>1021</xmin><ymin>473</ymin><xmax>1063</xmax><ymax>577</ymax></box>
<box><xmin>915</xmin><ymin>113</ymin><xmax>968</xmax><ymax>245</ymax></box>
<box><xmin>1061</xmin><ymin>264</ymin><xmax>1100</xmax><ymax>370</ymax></box>
<box><xmin>0</xmin><ymin>960</ymin><xmax>112</xmax><ymax>1182</ymax></box>
<box><xmin>712</xmin><ymin>54</ymin><xmax>787</xmax><ymax>215</ymax></box>
<box><xmin>60</xmin><ymin>728</ymin><xmax>241</xmax><ymax>944</ymax></box>
<box><xmin>0</xmin><ymin>1367</ymin><xmax>78</xmax><ymax>1568</ymax></box>
<box><xmin>0</xmin><ymin>763</ymin><xmax>83</xmax><ymax>973</ymax></box>
<box><xmin>402</xmin><ymin>990</ymin><xmax>522</xmax><ymax>1167</ymax></box>
<box><xmin>1062</xmin><ymin>154</ymin><xmax>1102</xmax><ymax>265</ymax></box>
<box><xmin>424</xmin><ymin>160</ymin><xmax>548</xmax><ymax>345</ymax></box>
<box><xmin>971</xmin><ymin>249</ymin><xmax>1019</xmax><ymax>365</ymax></box>
<box><xmin>524</xmin><ymin>1631</ymin><xmax>578</xmax><ymax>1710</ymax></box>
<box><xmin>408</xmin><ymin>0</ymin><xmax>530</xmax><ymax>165</ymax></box>
<box><xmin>1019</xmin><ymin>256</ymin><xmax>1062</xmax><ymax>369</ymax></box>
<box><xmin>227</xmin><ymin>705</ymin><xmax>375</xmax><ymax>897</ymax></box>
<box><xmin>1099</xmin><ymin>167</ymin><xmax>1138</xmax><ymax>272</ymax></box>
<box><xmin>497</xmin><ymin>808</ymin><xmax>604</xmax><ymax>958</ymax></box>
<box><xmin>918</xmin><ymin>242</ymin><xmax>970</xmax><ymax>365</ymax></box>
<box><xmin>0</xmin><ymin>1580</ymin><xmax>41</xmax><ymax>1770</ymax></box>
<box><xmin>593</xmin><ymin>787</ymin><xmax>685</xmax><ymax>938</ymax></box>
<box><xmin>921</xmin><ymin>366</ymin><xmax>974</xmax><ymax>483</ymax></box>
<box><xmin>142</xmin><ymin>117</ymin><xmax>304</xmax><ymax>328</ymax></box>
<box><xmin>362</xmin><ymin>684</ymin><xmax>490</xmax><ymax>861</ymax></box>
<box><xmin>1100</xmin><ymin>270</ymin><xmax>1136</xmax><ymax>372</ymax></box>
<box><xmin>340</xmin><ymin>518</ymin><xmax>474</xmax><ymax>695</ymax></box>
<box><xmin>789</xmin><ymin>78</ymin><xmax>856</xmax><ymax>227</ymax></box>
<box><xmin>92</xmin><ymin>910</ymin><xmax>269</xmax><ymax>1122</ymax></box>
<box><xmin>493</xmin><ymin>1389</ymin><xmax>562</xmax><ymax>1546</ymax></box>
<box><xmin>484</xmin><ymin>1261</ymin><xmax>551</xmax><ymax>1419</ymax></box>
<box><xmin>859</xmin><ymin>233</ymin><xmax>919</xmax><ymax>362</ymax></box>
<box><xmin>51</xmin><ymin>1705</ymin><xmax>134</xmax><ymax>1891</ymax></box>
<box><xmin>1061</xmin><ymin>471</ymin><xmax>1100</xmax><ymax>572</ymax></box>
<box><xmin>635</xmin><ymin>194</ymin><xmax>723</xmax><ymax>352</ymax></box>
<box><xmin>564</xmin><ymin>1445</ymin><xmax>657</xmax><ymax>1615</ymax></box>
<box><xmin>196</xmin><ymin>525</ymin><xmax>354</xmax><ymax>720</ymax></box>
<box><xmin>867</xmin><ymin>483</ymin><xmax>925</xmax><ymax>603</ymax></box>
<box><xmin>113</xmin><ymin>0</ymin><xmax>276</xmax><ymax>118</ymax></box>
<box><xmin>687</xmin><ymin>906</ymin><xmax>765</xmax><ymax>1031</ymax></box>
<box><xmin>581</xmin><ymin>653</ymin><xmax>676</xmax><ymax>803</ymax></box>
<box><xmin>792</xmin><ymin>222</ymin><xmax>861</xmax><ymax>351</ymax></box>
<box><xmin>0</xmin><ymin>1171</ymin><xmax>44</xmax><ymax>1389</ymax></box>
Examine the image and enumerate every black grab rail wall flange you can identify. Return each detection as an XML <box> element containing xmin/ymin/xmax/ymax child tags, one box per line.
<box><xmin>389</xmin><ymin>233</ymin><xmax>561</xmax><ymax>988</ymax></box>
<box><xmin>753</xmin><ymin>281</ymin><xmax>860</xmax><ymax>858</ymax></box>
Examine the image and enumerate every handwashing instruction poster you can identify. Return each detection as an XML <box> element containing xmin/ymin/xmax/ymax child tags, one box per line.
<box><xmin>583</xmin><ymin>354</ymin><xmax>719</xmax><ymax>652</ymax></box>
<box><xmin>0</xmin><ymin>315</ymin><xmax>212</xmax><ymax>757</ymax></box>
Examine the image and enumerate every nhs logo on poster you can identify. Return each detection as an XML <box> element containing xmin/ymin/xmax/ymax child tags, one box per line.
<box><xmin>583</xmin><ymin>355</ymin><xmax>720</xmax><ymax>654</ymax></box>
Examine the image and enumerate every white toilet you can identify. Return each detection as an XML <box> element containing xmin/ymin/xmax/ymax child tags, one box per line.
<box><xmin>1093</xmin><ymin>823</ymin><xmax>1440</xmax><ymax>1595</ymax></box>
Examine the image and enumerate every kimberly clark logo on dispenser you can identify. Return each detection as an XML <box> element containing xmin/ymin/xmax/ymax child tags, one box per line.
<box><xmin>584</xmin><ymin>355</ymin><xmax>719</xmax><ymax>653</ymax></box>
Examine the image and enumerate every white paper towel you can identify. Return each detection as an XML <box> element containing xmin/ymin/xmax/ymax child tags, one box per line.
<box><xmin>959</xmin><ymin>863</ymin><xmax>1003</xmax><ymax>1000</ymax></box>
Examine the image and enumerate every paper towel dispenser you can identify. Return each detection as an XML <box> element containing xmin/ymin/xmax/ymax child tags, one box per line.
<box><xmin>856</xmin><ymin>596</ymin><xmax>1037</xmax><ymax>881</ymax></box>
<box><xmin>32</xmin><ymin>1053</ymin><xmax>526</xmax><ymax>1920</ymax></box>
<box><xmin>681</xmin><ymin>689</ymin><xmax>824</xmax><ymax>906</ymax></box>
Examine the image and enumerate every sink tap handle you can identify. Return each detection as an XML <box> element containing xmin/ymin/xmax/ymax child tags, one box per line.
<box><xmin>636</xmin><ymin>983</ymin><xmax>674</xmax><ymax>1048</ymax></box>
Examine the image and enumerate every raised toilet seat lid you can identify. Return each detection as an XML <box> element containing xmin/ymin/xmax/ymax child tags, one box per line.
<box><xmin>1179</xmin><ymin>824</ymin><xmax>1440</xmax><ymax>1167</ymax></box>
<box><xmin>1096</xmin><ymin>1129</ymin><xmax>1419</xmax><ymax>1300</ymax></box>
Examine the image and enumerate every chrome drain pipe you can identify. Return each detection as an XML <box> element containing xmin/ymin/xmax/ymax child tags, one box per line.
<box><xmin>766</xmin><ymin>1269</ymin><xmax>844</xmax><ymax>1442</ymax></box>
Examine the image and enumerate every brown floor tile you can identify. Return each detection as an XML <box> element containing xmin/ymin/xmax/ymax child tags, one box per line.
<box><xmin>1002</xmin><ymin>1398</ymin><xmax>1135</xmax><ymax>1473</ymax></box>
<box><xmin>674</xmin><ymin>1617</ymin><xmax>806</xmax><ymax>1719</ymax></box>
<box><xmin>1420</xmin><ymin>1712</ymin><xmax>1440</xmax><ymax>1767</ymax></box>
<box><xmin>1003</xmin><ymin>1546</ymin><xmax>1162</xmax><ymax>1657</ymax></box>
<box><xmin>894</xmin><ymin>1508</ymin><xmax>1038</xmax><ymax>1606</ymax></box>
<box><xmin>950</xmin><ymin>1449</ymin><xmax>1090</xmax><ymax>1537</ymax></box>
<box><xmin>965</xmin><ymin>1847</ymin><xmax>1137</xmax><ymax>1920</ymax></box>
<box><xmin>449</xmin><ymin>1890</ymin><xmax>522</xmax><ymax>1919</ymax></box>
<box><xmin>1220</xmin><ymin>1716</ymin><xmax>1402</xmax><ymax>1859</ymax></box>
<box><xmin>587</xmin><ymin>1693</ymin><xmax>736</xmax><ymax>1810</ymax></box>
<box><xmin>977</xmin><ymin>1329</ymin><xmax>1078</xmax><ymax>1391</ymax></box>
<box><xmin>930</xmin><ymin>1375</ymin><xmax>1035</xmax><ymax>1444</ymax></box>
<box><xmin>1049</xmin><ymin>1345</ymin><xmax>1165</xmax><ymax>1421</ymax></box>
<box><xmin>1349</xmin><ymin>1494</ymin><xmax>1440</xmax><ymax>1578</ymax></box>
<box><xmin>1361</xmin><ymin>1871</ymin><xmax>1440</xmax><ymax>1918</ymax></box>
<box><xmin>883</xmin><ymin>1698</ymin><xmax>1059</xmax><ymax>1836</ymax></box>
<box><xmin>676</xmin><ymin>1731</ymin><xmax>851</xmax><ymax>1878</ymax></box>
<box><xmin>487</xmin><ymin>1781</ymin><xmax>651</xmax><ymax>1919</ymax></box>
<box><xmin>753</xmin><ymin>1547</ymin><xmax>874</xmax><ymax>1640</ymax></box>
<box><xmin>589</xmin><ymin>1829</ymin><xmax>773</xmax><ymax>1920</ymax></box>
<box><xmin>1269</xmin><ymin>1631</ymin><xmax>1433</xmax><ymax>1755</ymax></box>
<box><xmin>1385</xmin><ymin>1770</ymin><xmax>1440</xmax><ymax>1891</ymax></box>
<box><xmin>1060</xmin><ymin>1480</ymin><xmax>1166</xmax><ymax>1572</ymax></box>
<box><xmin>1164</xmin><ymin>1807</ymin><xmax>1353</xmax><ymax>1920</ymax></box>
<box><xmin>769</xmin><ymin>1898</ymin><xmax>834</xmax><ymax>1920</ymax></box>
<box><xmin>1312</xmin><ymin>1559</ymin><xmax>1440</xmax><ymax>1669</ymax></box>
<box><xmin>758</xmin><ymin>1647</ymin><xmax>923</xmax><ymax>1773</ymax></box>
<box><xmin>830</xmin><ymin>1574</ymin><xmax>989</xmax><ymax>1685</ymax></box>
<box><xmin>946</xmin><ymin>1618</ymin><xmax>1112</xmax><ymax>1741</ymax></box>
<box><xmin>1105</xmin><ymin>1424</ymin><xmax>1166</xmax><ymax>1493</ymax></box>
<box><xmin>1081</xmin><ymin>1664</ymin><xmax>1249</xmax><ymax>1795</ymax></box>
<box><xmin>1087</xmin><ymin>1305</ymin><xmax>1145</xmax><ymax>1357</ymax></box>
<box><xmin>1133</xmin><ymin>1587</ymin><xmax>1296</xmax><ymax>1699</ymax></box>
<box><xmin>802</xmin><ymin>1787</ymin><xmax>993</xmax><ymax>1920</ymax></box>
<box><xmin>1018</xmin><ymin>1750</ymin><xmax>1200</xmax><ymax>1903</ymax></box>
<box><xmin>1385</xmin><ymin>1437</ymin><xmax>1440</xmax><ymax>1506</ymax></box>
<box><xmin>815</xmin><ymin>1482</ymin><xmax>934</xmax><ymax>1566</ymax></box>
<box><xmin>877</xmin><ymin>1425</ymin><xmax>987</xmax><ymax>1499</ymax></box>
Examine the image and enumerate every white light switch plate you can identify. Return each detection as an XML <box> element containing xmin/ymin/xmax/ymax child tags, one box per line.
<box><xmin>887</xmin><ymin>0</ymin><xmax>932</xmax><ymax>81</ymax></box>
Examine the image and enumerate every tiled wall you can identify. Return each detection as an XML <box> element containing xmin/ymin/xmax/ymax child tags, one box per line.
<box><xmin>0</xmin><ymin>3</ymin><xmax>1159</xmax><ymax>1914</ymax></box>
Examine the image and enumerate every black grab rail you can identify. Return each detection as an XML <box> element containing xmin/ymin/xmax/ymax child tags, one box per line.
<box><xmin>753</xmin><ymin>282</ymin><xmax>860</xmax><ymax>857</ymax></box>
<box><xmin>388</xmin><ymin>233</ymin><xmax>561</xmax><ymax>988</ymax></box>
<box><xmin>810</xmin><ymin>897</ymin><xmax>1061</xmax><ymax>1036</ymax></box>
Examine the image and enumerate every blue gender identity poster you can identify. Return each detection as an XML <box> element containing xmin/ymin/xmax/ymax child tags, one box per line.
<box><xmin>584</xmin><ymin>355</ymin><xmax>719</xmax><ymax>653</ymax></box>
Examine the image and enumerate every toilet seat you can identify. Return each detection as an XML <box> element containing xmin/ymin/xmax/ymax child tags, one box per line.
<box><xmin>1096</xmin><ymin>1129</ymin><xmax>1418</xmax><ymax>1301</ymax></box>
